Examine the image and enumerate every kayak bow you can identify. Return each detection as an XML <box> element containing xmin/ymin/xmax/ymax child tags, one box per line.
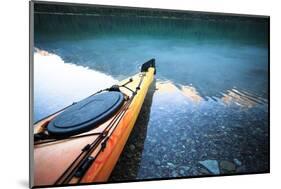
<box><xmin>33</xmin><ymin>59</ymin><xmax>156</xmax><ymax>186</ymax></box>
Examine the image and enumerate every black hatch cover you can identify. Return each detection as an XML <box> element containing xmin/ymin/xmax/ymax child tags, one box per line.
<box><xmin>47</xmin><ymin>91</ymin><xmax>124</xmax><ymax>137</ymax></box>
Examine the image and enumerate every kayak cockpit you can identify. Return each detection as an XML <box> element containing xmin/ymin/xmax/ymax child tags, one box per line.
<box><xmin>47</xmin><ymin>91</ymin><xmax>125</xmax><ymax>137</ymax></box>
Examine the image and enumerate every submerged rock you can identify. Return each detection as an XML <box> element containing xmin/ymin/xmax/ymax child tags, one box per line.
<box><xmin>160</xmin><ymin>146</ymin><xmax>167</xmax><ymax>151</ymax></box>
<box><xmin>126</xmin><ymin>153</ymin><xmax>133</xmax><ymax>158</ymax></box>
<box><xmin>233</xmin><ymin>158</ymin><xmax>242</xmax><ymax>166</ymax></box>
<box><xmin>171</xmin><ymin>170</ymin><xmax>178</xmax><ymax>177</ymax></box>
<box><xmin>191</xmin><ymin>148</ymin><xmax>196</xmax><ymax>153</ymax></box>
<box><xmin>199</xmin><ymin>160</ymin><xmax>220</xmax><ymax>174</ymax></box>
<box><xmin>199</xmin><ymin>168</ymin><xmax>211</xmax><ymax>175</ymax></box>
<box><xmin>129</xmin><ymin>144</ymin><xmax>136</xmax><ymax>151</ymax></box>
<box><xmin>180</xmin><ymin>166</ymin><xmax>190</xmax><ymax>172</ymax></box>
<box><xmin>236</xmin><ymin>165</ymin><xmax>246</xmax><ymax>173</ymax></box>
<box><xmin>220</xmin><ymin>160</ymin><xmax>236</xmax><ymax>173</ymax></box>
<box><xmin>179</xmin><ymin>169</ymin><xmax>185</xmax><ymax>175</ymax></box>
<box><xmin>180</xmin><ymin>136</ymin><xmax>186</xmax><ymax>141</ymax></box>
<box><xmin>178</xmin><ymin>165</ymin><xmax>190</xmax><ymax>176</ymax></box>
<box><xmin>167</xmin><ymin>162</ymin><xmax>175</xmax><ymax>168</ymax></box>
<box><xmin>154</xmin><ymin>160</ymin><xmax>161</xmax><ymax>166</ymax></box>
<box><xmin>136</xmin><ymin>142</ymin><xmax>143</xmax><ymax>148</ymax></box>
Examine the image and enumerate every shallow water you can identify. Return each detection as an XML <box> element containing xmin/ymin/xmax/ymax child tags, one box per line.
<box><xmin>110</xmin><ymin>81</ymin><xmax>268</xmax><ymax>180</ymax></box>
<box><xmin>33</xmin><ymin>3</ymin><xmax>269</xmax><ymax>180</ymax></box>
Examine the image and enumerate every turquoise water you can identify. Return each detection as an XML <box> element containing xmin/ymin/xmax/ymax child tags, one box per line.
<box><xmin>34</xmin><ymin>3</ymin><xmax>269</xmax><ymax>181</ymax></box>
<box><xmin>35</xmin><ymin>37</ymin><xmax>268</xmax><ymax>99</ymax></box>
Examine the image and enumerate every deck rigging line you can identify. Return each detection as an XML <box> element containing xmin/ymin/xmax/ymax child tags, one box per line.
<box><xmin>53</xmin><ymin>74</ymin><xmax>145</xmax><ymax>185</ymax></box>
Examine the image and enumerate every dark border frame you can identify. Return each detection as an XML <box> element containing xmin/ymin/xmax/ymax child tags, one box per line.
<box><xmin>29</xmin><ymin>0</ymin><xmax>270</xmax><ymax>188</ymax></box>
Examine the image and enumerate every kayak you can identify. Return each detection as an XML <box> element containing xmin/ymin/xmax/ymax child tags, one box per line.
<box><xmin>33</xmin><ymin>59</ymin><xmax>156</xmax><ymax>187</ymax></box>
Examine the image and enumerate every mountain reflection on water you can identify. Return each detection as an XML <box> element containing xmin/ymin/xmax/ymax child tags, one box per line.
<box><xmin>34</xmin><ymin>3</ymin><xmax>269</xmax><ymax>181</ymax></box>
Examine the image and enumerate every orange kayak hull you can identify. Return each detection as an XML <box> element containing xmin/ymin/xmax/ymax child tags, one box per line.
<box><xmin>33</xmin><ymin>65</ymin><xmax>155</xmax><ymax>187</ymax></box>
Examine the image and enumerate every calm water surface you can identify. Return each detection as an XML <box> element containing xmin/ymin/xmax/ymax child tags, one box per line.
<box><xmin>34</xmin><ymin>4</ymin><xmax>269</xmax><ymax>179</ymax></box>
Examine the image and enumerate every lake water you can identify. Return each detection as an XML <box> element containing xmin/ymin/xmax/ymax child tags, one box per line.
<box><xmin>34</xmin><ymin>4</ymin><xmax>269</xmax><ymax>180</ymax></box>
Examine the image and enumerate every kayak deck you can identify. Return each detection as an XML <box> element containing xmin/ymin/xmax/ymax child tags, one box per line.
<box><xmin>33</xmin><ymin>60</ymin><xmax>155</xmax><ymax>186</ymax></box>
